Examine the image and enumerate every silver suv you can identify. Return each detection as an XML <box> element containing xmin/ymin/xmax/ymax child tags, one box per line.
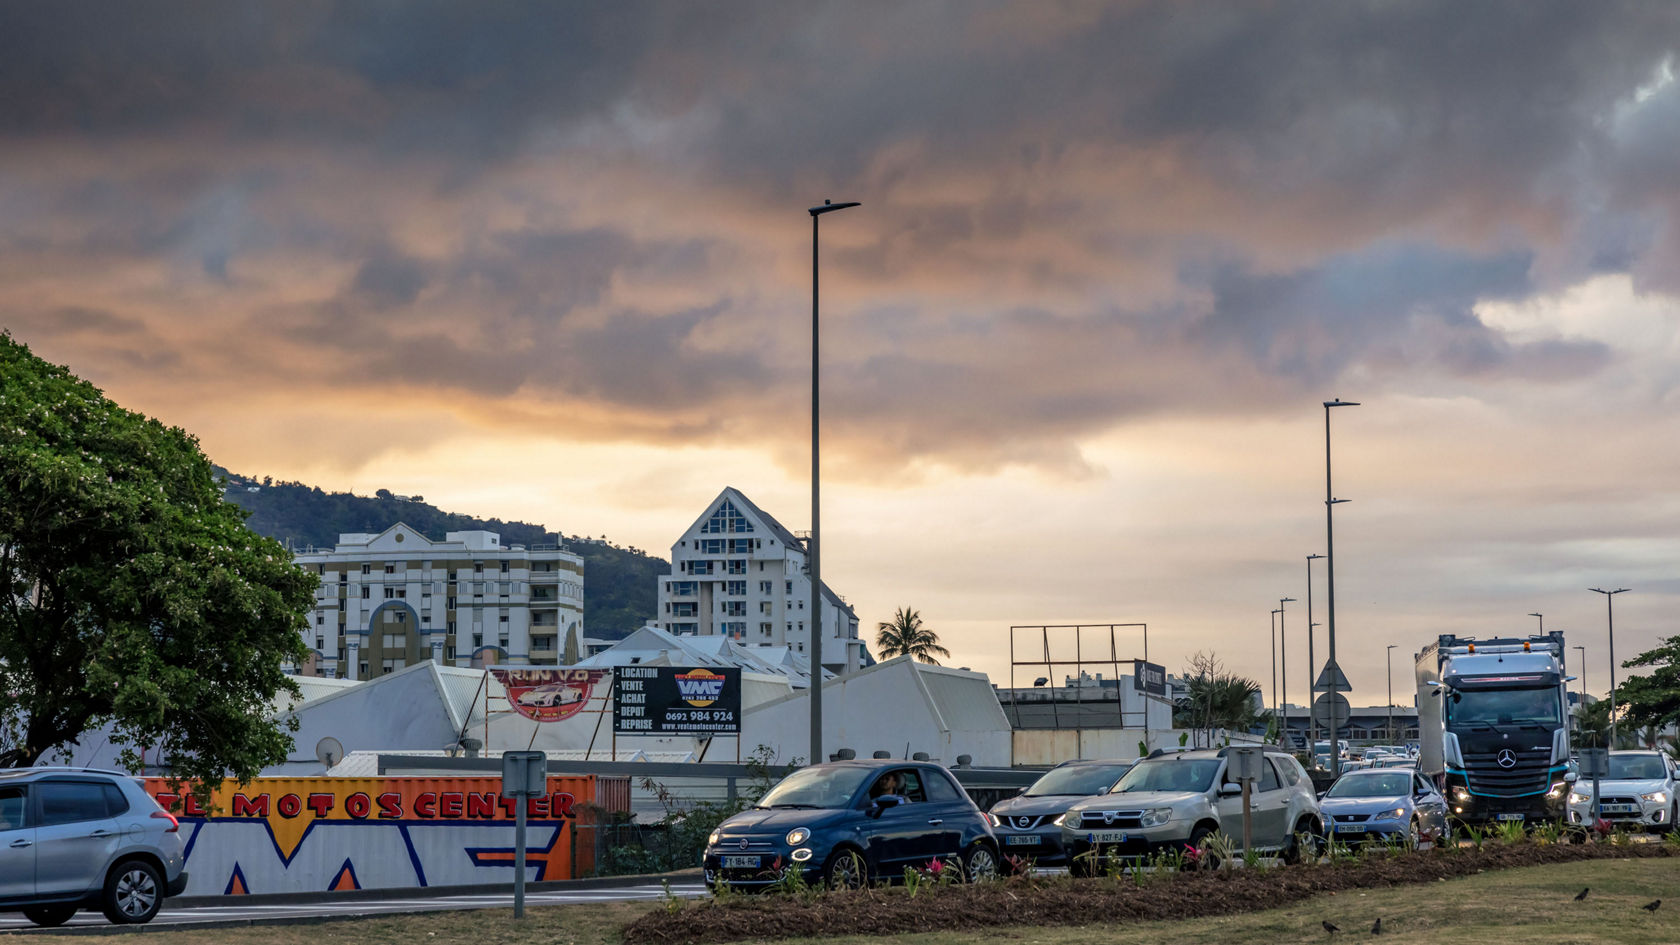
<box><xmin>0</xmin><ymin>769</ymin><xmax>188</xmax><ymax>926</ymax></box>
<box><xmin>1058</xmin><ymin>747</ymin><xmax>1323</xmax><ymax>874</ymax></box>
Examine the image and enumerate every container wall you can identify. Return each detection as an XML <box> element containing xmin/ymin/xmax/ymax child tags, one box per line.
<box><xmin>144</xmin><ymin>775</ymin><xmax>599</xmax><ymax>896</ymax></box>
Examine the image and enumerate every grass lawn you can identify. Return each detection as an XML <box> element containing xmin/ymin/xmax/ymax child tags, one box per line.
<box><xmin>122</xmin><ymin>857</ymin><xmax>1680</xmax><ymax>945</ymax></box>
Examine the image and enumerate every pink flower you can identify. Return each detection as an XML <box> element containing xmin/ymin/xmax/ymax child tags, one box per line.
<box><xmin>928</xmin><ymin>858</ymin><xmax>944</xmax><ymax>874</ymax></box>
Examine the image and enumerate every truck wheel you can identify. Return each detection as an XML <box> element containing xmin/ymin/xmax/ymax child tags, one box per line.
<box><xmin>22</xmin><ymin>905</ymin><xmax>78</xmax><ymax>927</ymax></box>
<box><xmin>101</xmin><ymin>859</ymin><xmax>163</xmax><ymax>924</ymax></box>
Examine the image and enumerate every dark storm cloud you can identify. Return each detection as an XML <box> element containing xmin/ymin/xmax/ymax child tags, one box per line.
<box><xmin>2</xmin><ymin>1</ymin><xmax>1677</xmax><ymax>470</ymax></box>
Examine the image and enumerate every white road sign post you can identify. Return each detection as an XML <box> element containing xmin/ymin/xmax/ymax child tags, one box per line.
<box><xmin>501</xmin><ymin>750</ymin><xmax>546</xmax><ymax>919</ymax></box>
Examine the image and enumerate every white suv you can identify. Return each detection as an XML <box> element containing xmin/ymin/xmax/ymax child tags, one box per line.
<box><xmin>0</xmin><ymin>769</ymin><xmax>188</xmax><ymax>926</ymax></box>
<box><xmin>1058</xmin><ymin>747</ymin><xmax>1323</xmax><ymax>874</ymax></box>
<box><xmin>1568</xmin><ymin>750</ymin><xmax>1678</xmax><ymax>832</ymax></box>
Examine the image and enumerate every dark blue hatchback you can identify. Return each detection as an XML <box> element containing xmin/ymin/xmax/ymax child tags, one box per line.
<box><xmin>703</xmin><ymin>760</ymin><xmax>1001</xmax><ymax>889</ymax></box>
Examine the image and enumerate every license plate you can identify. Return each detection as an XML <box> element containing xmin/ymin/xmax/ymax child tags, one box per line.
<box><xmin>1334</xmin><ymin>824</ymin><xmax>1367</xmax><ymax>833</ymax></box>
<box><xmin>1601</xmin><ymin>804</ymin><xmax>1636</xmax><ymax>813</ymax></box>
<box><xmin>1496</xmin><ymin>813</ymin><xmax>1525</xmax><ymax>822</ymax></box>
<box><xmin>1005</xmin><ymin>834</ymin><xmax>1040</xmax><ymax>846</ymax></box>
<box><xmin>1086</xmin><ymin>831</ymin><xmax>1129</xmax><ymax>843</ymax></box>
<box><xmin>721</xmin><ymin>855</ymin><xmax>760</xmax><ymax>869</ymax></box>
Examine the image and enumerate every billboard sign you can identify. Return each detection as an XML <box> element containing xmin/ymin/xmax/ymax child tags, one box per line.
<box><xmin>614</xmin><ymin>665</ymin><xmax>741</xmax><ymax>735</ymax></box>
<box><xmin>1132</xmin><ymin>660</ymin><xmax>1167</xmax><ymax>696</ymax></box>
<box><xmin>492</xmin><ymin>668</ymin><xmax>608</xmax><ymax>723</ymax></box>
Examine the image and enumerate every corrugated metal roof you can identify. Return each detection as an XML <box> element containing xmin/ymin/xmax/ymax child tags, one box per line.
<box><xmin>919</xmin><ymin>666</ymin><xmax>1012</xmax><ymax>732</ymax></box>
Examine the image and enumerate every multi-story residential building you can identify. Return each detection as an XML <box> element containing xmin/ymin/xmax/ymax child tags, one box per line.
<box><xmin>291</xmin><ymin>525</ymin><xmax>583</xmax><ymax>679</ymax></box>
<box><xmin>656</xmin><ymin>488</ymin><xmax>867</xmax><ymax>674</ymax></box>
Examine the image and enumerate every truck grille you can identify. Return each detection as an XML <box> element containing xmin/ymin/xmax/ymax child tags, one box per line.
<box><xmin>1460</xmin><ymin>747</ymin><xmax>1552</xmax><ymax>797</ymax></box>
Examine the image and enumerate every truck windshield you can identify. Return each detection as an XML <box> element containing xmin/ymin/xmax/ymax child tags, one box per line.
<box><xmin>1112</xmin><ymin>759</ymin><xmax>1222</xmax><ymax>794</ymax></box>
<box><xmin>1446</xmin><ymin>687</ymin><xmax>1560</xmax><ymax>728</ymax></box>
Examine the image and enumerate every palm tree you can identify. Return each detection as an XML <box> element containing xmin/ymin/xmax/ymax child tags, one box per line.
<box><xmin>1175</xmin><ymin>672</ymin><xmax>1263</xmax><ymax>747</ymax></box>
<box><xmin>875</xmin><ymin>607</ymin><xmax>950</xmax><ymax>665</ymax></box>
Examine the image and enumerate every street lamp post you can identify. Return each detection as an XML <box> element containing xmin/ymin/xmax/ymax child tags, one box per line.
<box><xmin>1280</xmin><ymin>597</ymin><xmax>1296</xmax><ymax>748</ymax></box>
<box><xmin>1573</xmin><ymin>644</ymin><xmax>1587</xmax><ymax>734</ymax></box>
<box><xmin>1590</xmin><ymin>587</ymin><xmax>1630</xmax><ymax>747</ymax></box>
<box><xmin>1385</xmin><ymin>644</ymin><xmax>1397</xmax><ymax>743</ymax></box>
<box><xmin>1263</xmin><ymin>605</ymin><xmax>1276</xmax><ymax>739</ymax></box>
<box><xmin>1323</xmin><ymin>398</ymin><xmax>1360</xmax><ymax>777</ymax></box>
<box><xmin>807</xmin><ymin>198</ymin><xmax>860</xmax><ymax>766</ymax></box>
<box><xmin>1306</xmin><ymin>554</ymin><xmax>1324</xmax><ymax>750</ymax></box>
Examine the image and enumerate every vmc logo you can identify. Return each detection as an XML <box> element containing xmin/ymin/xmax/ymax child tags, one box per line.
<box><xmin>676</xmin><ymin>669</ymin><xmax>728</xmax><ymax>707</ymax></box>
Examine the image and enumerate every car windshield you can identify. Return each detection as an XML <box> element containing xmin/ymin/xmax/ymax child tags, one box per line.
<box><xmin>1446</xmin><ymin>687</ymin><xmax>1560</xmax><ymax>728</ymax></box>
<box><xmin>1326</xmin><ymin>773</ymin><xmax>1412</xmax><ymax>798</ymax></box>
<box><xmin>1608</xmin><ymin>755</ymin><xmax>1669</xmax><ymax>781</ymax></box>
<box><xmin>1025</xmin><ymin>763</ymin><xmax>1132</xmax><ymax>797</ymax></box>
<box><xmin>756</xmin><ymin>766</ymin><xmax>872</xmax><ymax>809</ymax></box>
<box><xmin>1112</xmin><ymin>758</ymin><xmax>1222</xmax><ymax>794</ymax></box>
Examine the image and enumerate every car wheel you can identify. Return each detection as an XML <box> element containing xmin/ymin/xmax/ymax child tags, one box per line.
<box><xmin>821</xmin><ymin>848</ymin><xmax>868</xmax><ymax>890</ymax></box>
<box><xmin>101</xmin><ymin>859</ymin><xmax>163</xmax><ymax>925</ymax></box>
<box><xmin>1407</xmin><ymin>817</ymin><xmax>1422</xmax><ymax>850</ymax></box>
<box><xmin>961</xmin><ymin>842</ymin><xmax>999</xmax><ymax>882</ymax></box>
<box><xmin>22</xmin><ymin>905</ymin><xmax>78</xmax><ymax>927</ymax></box>
<box><xmin>1186</xmin><ymin>825</ymin><xmax>1216</xmax><ymax>869</ymax></box>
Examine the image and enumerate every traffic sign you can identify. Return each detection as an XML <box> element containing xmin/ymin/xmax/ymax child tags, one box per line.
<box><xmin>1313</xmin><ymin>659</ymin><xmax>1353</xmax><ymax>693</ymax></box>
<box><xmin>1311</xmin><ymin>692</ymin><xmax>1351</xmax><ymax>729</ymax></box>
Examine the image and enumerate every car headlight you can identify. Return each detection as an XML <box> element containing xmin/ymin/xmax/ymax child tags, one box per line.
<box><xmin>1052</xmin><ymin>813</ymin><xmax>1070</xmax><ymax>828</ymax></box>
<box><xmin>1643</xmin><ymin>791</ymin><xmax>1669</xmax><ymax>804</ymax></box>
<box><xmin>1391</xmin><ymin>807</ymin><xmax>1406</xmax><ymax>818</ymax></box>
<box><xmin>1139</xmin><ymin>808</ymin><xmax>1173</xmax><ymax>827</ymax></box>
<box><xmin>708</xmin><ymin>830</ymin><xmax>721</xmax><ymax>846</ymax></box>
<box><xmin>1569</xmin><ymin>792</ymin><xmax>1592</xmax><ymax>805</ymax></box>
<box><xmin>786</xmin><ymin>827</ymin><xmax>810</xmax><ymax>846</ymax></box>
<box><xmin>984</xmin><ymin>812</ymin><xmax>1001</xmax><ymax>827</ymax></box>
<box><xmin>1547</xmin><ymin>783</ymin><xmax>1565</xmax><ymax>799</ymax></box>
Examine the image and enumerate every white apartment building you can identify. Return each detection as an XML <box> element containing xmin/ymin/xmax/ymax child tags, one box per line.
<box><xmin>291</xmin><ymin>524</ymin><xmax>584</xmax><ymax>680</ymax></box>
<box><xmin>656</xmin><ymin>488</ymin><xmax>868</xmax><ymax>674</ymax></box>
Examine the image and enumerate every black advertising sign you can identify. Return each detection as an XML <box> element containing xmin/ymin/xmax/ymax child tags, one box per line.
<box><xmin>614</xmin><ymin>666</ymin><xmax>741</xmax><ymax>735</ymax></box>
<box><xmin>1132</xmin><ymin>660</ymin><xmax>1167</xmax><ymax>696</ymax></box>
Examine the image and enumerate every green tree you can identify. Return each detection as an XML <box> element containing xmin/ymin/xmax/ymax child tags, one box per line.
<box><xmin>0</xmin><ymin>334</ymin><xmax>315</xmax><ymax>785</ymax></box>
<box><xmin>1173</xmin><ymin>651</ymin><xmax>1262</xmax><ymax>747</ymax></box>
<box><xmin>875</xmin><ymin>606</ymin><xmax>950</xmax><ymax>665</ymax></box>
<box><xmin>1616</xmin><ymin>636</ymin><xmax>1680</xmax><ymax>743</ymax></box>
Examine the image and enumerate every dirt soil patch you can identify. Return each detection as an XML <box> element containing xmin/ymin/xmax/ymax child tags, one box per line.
<box><xmin>624</xmin><ymin>842</ymin><xmax>1677</xmax><ymax>945</ymax></box>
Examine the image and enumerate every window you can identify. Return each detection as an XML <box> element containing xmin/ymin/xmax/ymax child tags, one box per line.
<box><xmin>700</xmin><ymin>499</ymin><xmax>754</xmax><ymax>534</ymax></box>
<box><xmin>760</xmin><ymin>622</ymin><xmax>772</xmax><ymax>634</ymax></box>
<box><xmin>361</xmin><ymin>563</ymin><xmax>371</xmax><ymax>574</ymax></box>
<box><xmin>722</xmin><ymin>601</ymin><xmax>746</xmax><ymax>616</ymax></box>
<box><xmin>448</xmin><ymin>621</ymin><xmax>457</xmax><ymax>634</ymax></box>
<box><xmin>700</xmin><ymin>539</ymin><xmax>725</xmax><ymax>554</ymax></box>
<box><xmin>384</xmin><ymin>564</ymin><xmax>395</xmax><ymax>574</ymax></box>
<box><xmin>729</xmin><ymin>539</ymin><xmax>753</xmax><ymax>554</ymax></box>
<box><xmin>0</xmin><ymin>786</ymin><xmax>27</xmax><ymax>831</ymax></box>
<box><xmin>38</xmin><ymin>781</ymin><xmax>112</xmax><ymax>826</ymax></box>
<box><xmin>727</xmin><ymin>560</ymin><xmax>746</xmax><ymax>574</ymax></box>
<box><xmin>673</xmin><ymin>603</ymin><xmax>697</xmax><ymax>617</ymax></box>
<box><xmin>759</xmin><ymin>581</ymin><xmax>772</xmax><ymax>594</ymax></box>
<box><xmin>447</xmin><ymin>596</ymin><xmax>457</xmax><ymax>609</ymax></box>
<box><xmin>339</xmin><ymin>571</ymin><xmax>347</xmax><ymax>583</ymax></box>
<box><xmin>672</xmin><ymin>581</ymin><xmax>697</xmax><ymax>596</ymax></box>
<box><xmin>315</xmin><ymin>613</ymin><xmax>323</xmax><ymax>625</ymax></box>
<box><xmin>786</xmin><ymin>581</ymin><xmax>793</xmax><ymax>594</ymax></box>
<box><xmin>315</xmin><ymin>636</ymin><xmax>324</xmax><ymax>650</ymax></box>
<box><xmin>691</xmin><ymin>561</ymin><xmax>714</xmax><ymax>575</ymax></box>
<box><xmin>472</xmin><ymin>633</ymin><xmax>483</xmax><ymax>647</ymax></box>
<box><xmin>726</xmin><ymin>581</ymin><xmax>747</xmax><ymax>596</ymax></box>
<box><xmin>474</xmin><ymin>562</ymin><xmax>484</xmax><ymax>573</ymax></box>
<box><xmin>473</xmin><ymin>583</ymin><xmax>484</xmax><ymax>596</ymax></box>
<box><xmin>500</xmin><ymin>560</ymin><xmax>510</xmax><ymax>573</ymax></box>
<box><xmin>361</xmin><ymin>586</ymin><xmax>370</xmax><ymax>599</ymax></box>
<box><xmin>924</xmin><ymin>771</ymin><xmax>964</xmax><ymax>803</ymax></box>
<box><xmin>360</xmin><ymin>662</ymin><xmax>369</xmax><ymax>676</ymax></box>
<box><xmin>499</xmin><ymin>614</ymin><xmax>510</xmax><ymax>623</ymax></box>
<box><xmin>760</xmin><ymin>601</ymin><xmax>772</xmax><ymax>614</ymax></box>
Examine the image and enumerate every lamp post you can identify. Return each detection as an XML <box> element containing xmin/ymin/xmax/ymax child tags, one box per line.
<box><xmin>1271</xmin><ymin>607</ymin><xmax>1282</xmax><ymax>741</ymax></box>
<box><xmin>1590</xmin><ymin>587</ymin><xmax>1630</xmax><ymax>747</ymax></box>
<box><xmin>807</xmin><ymin>197</ymin><xmax>860</xmax><ymax>766</ymax></box>
<box><xmin>1385</xmin><ymin>644</ymin><xmax>1397</xmax><ymax>743</ymax></box>
<box><xmin>1279</xmin><ymin>597</ymin><xmax>1296</xmax><ymax>748</ymax></box>
<box><xmin>1573</xmin><ymin>644</ymin><xmax>1587</xmax><ymax>733</ymax></box>
<box><xmin>1306</xmin><ymin>554</ymin><xmax>1324</xmax><ymax>749</ymax></box>
<box><xmin>1323</xmin><ymin>398</ymin><xmax>1359</xmax><ymax>776</ymax></box>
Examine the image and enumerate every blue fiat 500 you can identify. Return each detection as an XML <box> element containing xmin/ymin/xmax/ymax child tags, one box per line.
<box><xmin>702</xmin><ymin>760</ymin><xmax>1000</xmax><ymax>889</ymax></box>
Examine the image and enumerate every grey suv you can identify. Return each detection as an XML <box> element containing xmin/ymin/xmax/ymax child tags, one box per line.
<box><xmin>1058</xmin><ymin>747</ymin><xmax>1323</xmax><ymax>874</ymax></box>
<box><xmin>0</xmin><ymin>769</ymin><xmax>188</xmax><ymax>926</ymax></box>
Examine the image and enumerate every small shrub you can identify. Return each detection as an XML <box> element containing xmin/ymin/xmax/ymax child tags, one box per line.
<box><xmin>1201</xmin><ymin>831</ymin><xmax>1239</xmax><ymax>870</ymax></box>
<box><xmin>1494</xmin><ymin>820</ymin><xmax>1526</xmax><ymax>845</ymax></box>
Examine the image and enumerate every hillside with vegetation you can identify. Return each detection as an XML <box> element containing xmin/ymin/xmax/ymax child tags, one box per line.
<box><xmin>213</xmin><ymin>467</ymin><xmax>666</xmax><ymax>639</ymax></box>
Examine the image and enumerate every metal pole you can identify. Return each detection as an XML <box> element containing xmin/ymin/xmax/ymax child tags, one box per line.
<box><xmin>1574</xmin><ymin>645</ymin><xmax>1587</xmax><ymax>709</ymax></box>
<box><xmin>1386</xmin><ymin>645</ymin><xmax>1396</xmax><ymax>743</ymax></box>
<box><xmin>1270</xmin><ymin>609</ymin><xmax>1280</xmax><ymax>739</ymax></box>
<box><xmin>514</xmin><ymin>797</ymin><xmax>527</xmax><ymax>918</ymax></box>
<box><xmin>1307</xmin><ymin>555</ymin><xmax>1323</xmax><ymax>753</ymax></box>
<box><xmin>1530</xmin><ymin>612</ymin><xmax>1543</xmax><ymax>632</ymax></box>
<box><xmin>1591</xmin><ymin>588</ymin><xmax>1629</xmax><ymax>747</ymax></box>
<box><xmin>1324</xmin><ymin>398</ymin><xmax>1359</xmax><ymax>777</ymax></box>
<box><xmin>806</xmin><ymin>199</ymin><xmax>859</xmax><ymax>768</ymax></box>
<box><xmin>810</xmin><ymin>211</ymin><xmax>822</xmax><ymax>767</ymax></box>
<box><xmin>1280</xmin><ymin>598</ymin><xmax>1295</xmax><ymax>748</ymax></box>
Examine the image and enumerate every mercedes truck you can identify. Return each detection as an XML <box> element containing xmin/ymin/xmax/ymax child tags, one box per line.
<box><xmin>1414</xmin><ymin>631</ymin><xmax>1573</xmax><ymax>827</ymax></box>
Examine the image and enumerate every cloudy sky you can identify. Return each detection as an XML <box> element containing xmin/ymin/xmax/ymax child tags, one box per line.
<box><xmin>6</xmin><ymin>1</ymin><xmax>1680</xmax><ymax>708</ymax></box>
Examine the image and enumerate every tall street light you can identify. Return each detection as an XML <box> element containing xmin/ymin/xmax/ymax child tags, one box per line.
<box><xmin>1323</xmin><ymin>398</ymin><xmax>1360</xmax><ymax>776</ymax></box>
<box><xmin>1279</xmin><ymin>597</ymin><xmax>1296</xmax><ymax>748</ymax></box>
<box><xmin>1590</xmin><ymin>587</ymin><xmax>1630</xmax><ymax>747</ymax></box>
<box><xmin>807</xmin><ymin>197</ymin><xmax>860</xmax><ymax>766</ymax></box>
<box><xmin>1385</xmin><ymin>644</ymin><xmax>1397</xmax><ymax>743</ymax></box>
<box><xmin>1306</xmin><ymin>554</ymin><xmax>1324</xmax><ymax>749</ymax></box>
<box><xmin>1263</xmin><ymin>605</ymin><xmax>1276</xmax><ymax>739</ymax></box>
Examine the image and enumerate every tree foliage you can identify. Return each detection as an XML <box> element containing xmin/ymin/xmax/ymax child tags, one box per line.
<box><xmin>1174</xmin><ymin>651</ymin><xmax>1262</xmax><ymax>746</ymax></box>
<box><xmin>0</xmin><ymin>334</ymin><xmax>315</xmax><ymax>782</ymax></box>
<box><xmin>1614</xmin><ymin>635</ymin><xmax>1680</xmax><ymax>743</ymax></box>
<box><xmin>875</xmin><ymin>606</ymin><xmax>950</xmax><ymax>665</ymax></box>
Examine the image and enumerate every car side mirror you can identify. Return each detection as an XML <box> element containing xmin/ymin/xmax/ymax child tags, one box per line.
<box><xmin>1095</xmin><ymin>786</ymin><xmax>1109</xmax><ymax>795</ymax></box>
<box><xmin>1016</xmin><ymin>786</ymin><xmax>1028</xmax><ymax>796</ymax></box>
<box><xmin>1218</xmin><ymin>783</ymin><xmax>1242</xmax><ymax>797</ymax></box>
<box><xmin>871</xmin><ymin>795</ymin><xmax>903</xmax><ymax>814</ymax></box>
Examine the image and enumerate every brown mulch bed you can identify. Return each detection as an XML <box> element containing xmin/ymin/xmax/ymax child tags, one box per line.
<box><xmin>624</xmin><ymin>842</ymin><xmax>1677</xmax><ymax>944</ymax></box>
